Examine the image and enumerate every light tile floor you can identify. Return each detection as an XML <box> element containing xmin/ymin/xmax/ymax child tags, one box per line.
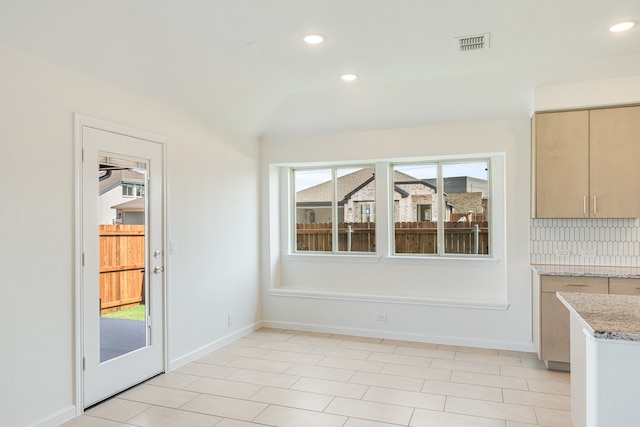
<box><xmin>61</xmin><ymin>329</ymin><xmax>571</xmax><ymax>427</ymax></box>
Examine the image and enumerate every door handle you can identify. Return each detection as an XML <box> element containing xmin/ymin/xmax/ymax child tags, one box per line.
<box><xmin>153</xmin><ymin>266</ymin><xmax>164</xmax><ymax>274</ymax></box>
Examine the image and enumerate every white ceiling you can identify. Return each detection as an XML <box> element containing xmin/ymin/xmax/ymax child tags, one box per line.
<box><xmin>1</xmin><ymin>1</ymin><xmax>639</xmax><ymax>137</ymax></box>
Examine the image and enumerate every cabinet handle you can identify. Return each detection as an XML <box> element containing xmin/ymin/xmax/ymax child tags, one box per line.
<box><xmin>583</xmin><ymin>196</ymin><xmax>586</xmax><ymax>214</ymax></box>
<box><xmin>566</xmin><ymin>284</ymin><xmax>588</xmax><ymax>287</ymax></box>
<box><xmin>593</xmin><ymin>195</ymin><xmax>597</xmax><ymax>215</ymax></box>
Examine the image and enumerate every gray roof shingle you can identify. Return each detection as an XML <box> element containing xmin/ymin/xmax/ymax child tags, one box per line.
<box><xmin>296</xmin><ymin>168</ymin><xmax>429</xmax><ymax>203</ymax></box>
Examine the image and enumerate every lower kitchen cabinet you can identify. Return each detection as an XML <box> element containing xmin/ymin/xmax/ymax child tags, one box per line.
<box><xmin>609</xmin><ymin>278</ymin><xmax>640</xmax><ymax>295</ymax></box>
<box><xmin>538</xmin><ymin>276</ymin><xmax>608</xmax><ymax>367</ymax></box>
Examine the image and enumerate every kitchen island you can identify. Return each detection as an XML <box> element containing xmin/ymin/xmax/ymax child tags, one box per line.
<box><xmin>532</xmin><ymin>263</ymin><xmax>640</xmax><ymax>278</ymax></box>
<box><xmin>557</xmin><ymin>292</ymin><xmax>640</xmax><ymax>427</ymax></box>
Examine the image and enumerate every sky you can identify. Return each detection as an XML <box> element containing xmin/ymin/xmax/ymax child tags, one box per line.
<box><xmin>294</xmin><ymin>162</ymin><xmax>488</xmax><ymax>191</ymax></box>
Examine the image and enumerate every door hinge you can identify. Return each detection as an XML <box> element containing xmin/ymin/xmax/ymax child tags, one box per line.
<box><xmin>82</xmin><ymin>252</ymin><xmax>85</xmax><ymax>267</ymax></box>
<box><xmin>82</xmin><ymin>148</ymin><xmax>84</xmax><ymax>162</ymax></box>
<box><xmin>82</xmin><ymin>356</ymin><xmax>86</xmax><ymax>371</ymax></box>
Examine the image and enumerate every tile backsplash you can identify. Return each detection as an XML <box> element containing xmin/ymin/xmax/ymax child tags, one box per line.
<box><xmin>530</xmin><ymin>218</ymin><xmax>640</xmax><ymax>267</ymax></box>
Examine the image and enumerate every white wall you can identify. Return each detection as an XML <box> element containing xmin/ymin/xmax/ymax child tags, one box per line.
<box><xmin>0</xmin><ymin>46</ymin><xmax>260</xmax><ymax>427</ymax></box>
<box><xmin>261</xmin><ymin>119</ymin><xmax>533</xmax><ymax>351</ymax></box>
<box><xmin>98</xmin><ymin>186</ymin><xmax>125</xmax><ymax>224</ymax></box>
<box><xmin>534</xmin><ymin>75</ymin><xmax>640</xmax><ymax>112</ymax></box>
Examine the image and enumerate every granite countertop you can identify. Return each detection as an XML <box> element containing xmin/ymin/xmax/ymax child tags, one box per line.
<box><xmin>557</xmin><ymin>292</ymin><xmax>640</xmax><ymax>342</ymax></box>
<box><xmin>531</xmin><ymin>264</ymin><xmax>640</xmax><ymax>279</ymax></box>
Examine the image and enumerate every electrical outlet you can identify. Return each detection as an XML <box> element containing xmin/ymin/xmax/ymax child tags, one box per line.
<box><xmin>581</xmin><ymin>249</ymin><xmax>597</xmax><ymax>258</ymax></box>
<box><xmin>376</xmin><ymin>313</ymin><xmax>387</xmax><ymax>322</ymax></box>
<box><xmin>227</xmin><ymin>314</ymin><xmax>233</xmax><ymax>326</ymax></box>
<box><xmin>555</xmin><ymin>248</ymin><xmax>570</xmax><ymax>257</ymax></box>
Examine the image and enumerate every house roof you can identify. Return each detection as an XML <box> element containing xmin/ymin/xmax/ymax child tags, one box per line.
<box><xmin>111</xmin><ymin>197</ymin><xmax>145</xmax><ymax>211</ymax></box>
<box><xmin>296</xmin><ymin>168</ymin><xmax>436</xmax><ymax>204</ymax></box>
<box><xmin>99</xmin><ymin>169</ymin><xmax>145</xmax><ymax>195</ymax></box>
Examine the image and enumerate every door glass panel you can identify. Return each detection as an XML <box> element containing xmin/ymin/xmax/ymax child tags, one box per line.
<box><xmin>98</xmin><ymin>156</ymin><xmax>147</xmax><ymax>362</ymax></box>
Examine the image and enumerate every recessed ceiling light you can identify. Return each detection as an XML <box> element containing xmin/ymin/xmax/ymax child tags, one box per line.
<box><xmin>609</xmin><ymin>20</ymin><xmax>637</xmax><ymax>32</ymax></box>
<box><xmin>341</xmin><ymin>74</ymin><xmax>358</xmax><ymax>82</ymax></box>
<box><xmin>304</xmin><ymin>34</ymin><xmax>324</xmax><ymax>44</ymax></box>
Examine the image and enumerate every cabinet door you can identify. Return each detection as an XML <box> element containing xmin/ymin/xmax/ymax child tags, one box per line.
<box><xmin>540</xmin><ymin>276</ymin><xmax>608</xmax><ymax>363</ymax></box>
<box><xmin>590</xmin><ymin>106</ymin><xmax>640</xmax><ymax>218</ymax></box>
<box><xmin>609</xmin><ymin>278</ymin><xmax>640</xmax><ymax>295</ymax></box>
<box><xmin>535</xmin><ymin>111</ymin><xmax>589</xmax><ymax>218</ymax></box>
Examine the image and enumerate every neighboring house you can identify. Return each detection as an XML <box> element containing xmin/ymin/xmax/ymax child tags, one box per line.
<box><xmin>295</xmin><ymin>168</ymin><xmax>490</xmax><ymax>224</ymax></box>
<box><xmin>111</xmin><ymin>197</ymin><xmax>145</xmax><ymax>225</ymax></box>
<box><xmin>98</xmin><ymin>169</ymin><xmax>145</xmax><ymax>224</ymax></box>
<box><xmin>295</xmin><ymin>168</ymin><xmax>379</xmax><ymax>223</ymax></box>
<box><xmin>393</xmin><ymin>172</ymin><xmax>444</xmax><ymax>223</ymax></box>
<box><xmin>425</xmin><ymin>176</ymin><xmax>488</xmax><ymax>196</ymax></box>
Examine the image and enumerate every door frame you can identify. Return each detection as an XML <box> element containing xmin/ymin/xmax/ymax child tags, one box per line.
<box><xmin>73</xmin><ymin>114</ymin><xmax>168</xmax><ymax>414</ymax></box>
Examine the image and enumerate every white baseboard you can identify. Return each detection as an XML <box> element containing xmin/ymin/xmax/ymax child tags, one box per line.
<box><xmin>29</xmin><ymin>405</ymin><xmax>76</xmax><ymax>427</ymax></box>
<box><xmin>168</xmin><ymin>322</ymin><xmax>262</xmax><ymax>371</ymax></box>
<box><xmin>261</xmin><ymin>320</ymin><xmax>535</xmax><ymax>353</ymax></box>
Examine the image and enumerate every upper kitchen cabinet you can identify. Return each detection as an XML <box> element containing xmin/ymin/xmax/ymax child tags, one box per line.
<box><xmin>589</xmin><ymin>106</ymin><xmax>640</xmax><ymax>218</ymax></box>
<box><xmin>533</xmin><ymin>106</ymin><xmax>640</xmax><ymax>218</ymax></box>
<box><xmin>534</xmin><ymin>110</ymin><xmax>589</xmax><ymax>218</ymax></box>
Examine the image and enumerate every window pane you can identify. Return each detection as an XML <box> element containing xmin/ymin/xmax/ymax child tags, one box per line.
<box><xmin>337</xmin><ymin>167</ymin><xmax>375</xmax><ymax>252</ymax></box>
<box><xmin>393</xmin><ymin>164</ymin><xmax>439</xmax><ymax>254</ymax></box>
<box><xmin>294</xmin><ymin>169</ymin><xmax>333</xmax><ymax>252</ymax></box>
<box><xmin>443</xmin><ymin>161</ymin><xmax>489</xmax><ymax>255</ymax></box>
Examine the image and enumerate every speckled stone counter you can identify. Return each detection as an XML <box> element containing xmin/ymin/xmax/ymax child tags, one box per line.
<box><xmin>557</xmin><ymin>291</ymin><xmax>640</xmax><ymax>426</ymax></box>
<box><xmin>531</xmin><ymin>263</ymin><xmax>640</xmax><ymax>278</ymax></box>
<box><xmin>557</xmin><ymin>292</ymin><xmax>640</xmax><ymax>341</ymax></box>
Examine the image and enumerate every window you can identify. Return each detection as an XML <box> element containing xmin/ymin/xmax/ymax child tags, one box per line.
<box><xmin>417</xmin><ymin>205</ymin><xmax>432</xmax><ymax>222</ymax></box>
<box><xmin>288</xmin><ymin>158</ymin><xmax>491</xmax><ymax>258</ymax></box>
<box><xmin>293</xmin><ymin>166</ymin><xmax>376</xmax><ymax>253</ymax></box>
<box><xmin>393</xmin><ymin>160</ymin><xmax>490</xmax><ymax>256</ymax></box>
<box><xmin>122</xmin><ymin>184</ymin><xmax>134</xmax><ymax>197</ymax></box>
<box><xmin>122</xmin><ymin>183</ymin><xmax>144</xmax><ymax>198</ymax></box>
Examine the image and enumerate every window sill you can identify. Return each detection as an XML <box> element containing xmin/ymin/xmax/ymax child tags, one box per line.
<box><xmin>269</xmin><ymin>287</ymin><xmax>509</xmax><ymax>310</ymax></box>
<box><xmin>285</xmin><ymin>253</ymin><xmax>381</xmax><ymax>264</ymax></box>
<box><xmin>385</xmin><ymin>256</ymin><xmax>499</xmax><ymax>267</ymax></box>
<box><xmin>284</xmin><ymin>253</ymin><xmax>498</xmax><ymax>267</ymax></box>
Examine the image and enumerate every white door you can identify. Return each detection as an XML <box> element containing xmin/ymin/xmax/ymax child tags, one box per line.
<box><xmin>80</xmin><ymin>123</ymin><xmax>165</xmax><ymax>407</ymax></box>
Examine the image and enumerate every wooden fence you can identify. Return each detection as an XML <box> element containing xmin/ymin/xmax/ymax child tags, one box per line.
<box><xmin>296</xmin><ymin>222</ymin><xmax>489</xmax><ymax>255</ymax></box>
<box><xmin>99</xmin><ymin>224</ymin><xmax>145</xmax><ymax>314</ymax></box>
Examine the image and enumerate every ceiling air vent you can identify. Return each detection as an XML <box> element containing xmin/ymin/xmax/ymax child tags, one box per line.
<box><xmin>455</xmin><ymin>33</ymin><xmax>490</xmax><ymax>52</ymax></box>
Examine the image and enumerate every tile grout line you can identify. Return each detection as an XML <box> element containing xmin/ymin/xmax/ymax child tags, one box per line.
<box><xmin>69</xmin><ymin>329</ymin><xmax>571</xmax><ymax>427</ymax></box>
